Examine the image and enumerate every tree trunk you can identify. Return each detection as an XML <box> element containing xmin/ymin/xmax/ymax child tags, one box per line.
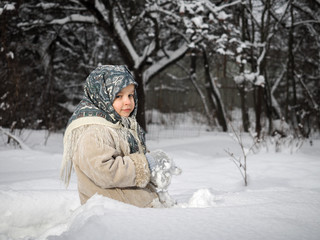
<box><xmin>202</xmin><ymin>48</ymin><xmax>228</xmax><ymax>131</ymax></box>
<box><xmin>190</xmin><ymin>49</ymin><xmax>213</xmax><ymax>125</ymax></box>
<box><xmin>239</xmin><ymin>4</ymin><xmax>250</xmax><ymax>132</ymax></box>
<box><xmin>255</xmin><ymin>86</ymin><xmax>263</xmax><ymax>138</ymax></box>
<box><xmin>238</xmin><ymin>84</ymin><xmax>250</xmax><ymax>132</ymax></box>
<box><xmin>288</xmin><ymin>3</ymin><xmax>305</xmax><ymax>136</ymax></box>
<box><xmin>133</xmin><ymin>70</ymin><xmax>147</xmax><ymax>131</ymax></box>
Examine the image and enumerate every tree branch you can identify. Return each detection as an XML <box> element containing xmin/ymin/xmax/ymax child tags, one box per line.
<box><xmin>0</xmin><ymin>127</ymin><xmax>31</xmax><ymax>151</ymax></box>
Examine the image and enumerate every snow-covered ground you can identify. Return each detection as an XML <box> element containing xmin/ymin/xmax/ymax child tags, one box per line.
<box><xmin>0</xmin><ymin>127</ymin><xmax>320</xmax><ymax>240</ymax></box>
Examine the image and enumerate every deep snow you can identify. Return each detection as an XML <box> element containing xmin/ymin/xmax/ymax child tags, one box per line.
<box><xmin>0</xmin><ymin>128</ymin><xmax>320</xmax><ymax>240</ymax></box>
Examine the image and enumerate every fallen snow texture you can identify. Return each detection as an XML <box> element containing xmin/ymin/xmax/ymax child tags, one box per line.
<box><xmin>0</xmin><ymin>130</ymin><xmax>320</xmax><ymax>240</ymax></box>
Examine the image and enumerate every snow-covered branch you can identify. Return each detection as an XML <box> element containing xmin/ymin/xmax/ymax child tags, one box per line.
<box><xmin>270</xmin><ymin>67</ymin><xmax>286</xmax><ymax>118</ymax></box>
<box><xmin>292</xmin><ymin>20</ymin><xmax>320</xmax><ymax>27</ymax></box>
<box><xmin>143</xmin><ymin>43</ymin><xmax>189</xmax><ymax>85</ymax></box>
<box><xmin>242</xmin><ymin>3</ymin><xmax>261</xmax><ymax>29</ymax></box>
<box><xmin>204</xmin><ymin>0</ymin><xmax>242</xmax><ymax>13</ymax></box>
<box><xmin>271</xmin><ymin>67</ymin><xmax>286</xmax><ymax>94</ymax></box>
<box><xmin>94</xmin><ymin>0</ymin><xmax>110</xmax><ymax>25</ymax></box>
<box><xmin>255</xmin><ymin>43</ymin><xmax>267</xmax><ymax>76</ymax></box>
<box><xmin>113</xmin><ymin>14</ymin><xmax>140</xmax><ymax>68</ymax></box>
<box><xmin>0</xmin><ymin>127</ymin><xmax>31</xmax><ymax>151</ymax></box>
<box><xmin>49</xmin><ymin>14</ymin><xmax>97</xmax><ymax>25</ymax></box>
<box><xmin>295</xmin><ymin>72</ymin><xmax>320</xmax><ymax>111</ymax></box>
<box><xmin>267</xmin><ymin>1</ymin><xmax>290</xmax><ymax>40</ymax></box>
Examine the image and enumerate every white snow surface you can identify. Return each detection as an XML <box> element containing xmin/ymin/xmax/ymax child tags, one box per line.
<box><xmin>0</xmin><ymin>129</ymin><xmax>320</xmax><ymax>240</ymax></box>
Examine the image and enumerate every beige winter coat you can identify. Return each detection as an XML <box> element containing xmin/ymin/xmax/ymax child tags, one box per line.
<box><xmin>61</xmin><ymin>117</ymin><xmax>160</xmax><ymax>207</ymax></box>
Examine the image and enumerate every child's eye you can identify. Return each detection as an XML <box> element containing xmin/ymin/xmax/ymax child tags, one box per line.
<box><xmin>115</xmin><ymin>95</ymin><xmax>122</xmax><ymax>99</ymax></box>
<box><xmin>129</xmin><ymin>94</ymin><xmax>134</xmax><ymax>98</ymax></box>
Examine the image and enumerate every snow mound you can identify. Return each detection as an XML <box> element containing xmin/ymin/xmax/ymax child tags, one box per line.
<box><xmin>0</xmin><ymin>189</ymin><xmax>79</xmax><ymax>240</ymax></box>
<box><xmin>187</xmin><ymin>189</ymin><xmax>216</xmax><ymax>208</ymax></box>
<box><xmin>177</xmin><ymin>189</ymin><xmax>217</xmax><ymax>208</ymax></box>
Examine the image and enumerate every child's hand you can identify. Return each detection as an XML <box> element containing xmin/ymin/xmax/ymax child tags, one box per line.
<box><xmin>145</xmin><ymin>150</ymin><xmax>182</xmax><ymax>206</ymax></box>
<box><xmin>147</xmin><ymin>150</ymin><xmax>181</xmax><ymax>189</ymax></box>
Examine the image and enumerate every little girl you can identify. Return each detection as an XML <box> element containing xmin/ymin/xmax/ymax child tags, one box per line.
<box><xmin>61</xmin><ymin>65</ymin><xmax>179</xmax><ymax>208</ymax></box>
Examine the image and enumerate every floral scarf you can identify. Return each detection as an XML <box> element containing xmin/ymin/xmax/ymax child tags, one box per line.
<box><xmin>68</xmin><ymin>65</ymin><xmax>146</xmax><ymax>154</ymax></box>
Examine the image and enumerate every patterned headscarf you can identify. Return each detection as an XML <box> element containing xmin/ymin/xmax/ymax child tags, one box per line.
<box><xmin>68</xmin><ymin>65</ymin><xmax>145</xmax><ymax>153</ymax></box>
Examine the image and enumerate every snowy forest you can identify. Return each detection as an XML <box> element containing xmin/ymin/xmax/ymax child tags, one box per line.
<box><xmin>1</xmin><ymin>0</ymin><xmax>320</xmax><ymax>138</ymax></box>
<box><xmin>1</xmin><ymin>1</ymin><xmax>320</xmax><ymax>240</ymax></box>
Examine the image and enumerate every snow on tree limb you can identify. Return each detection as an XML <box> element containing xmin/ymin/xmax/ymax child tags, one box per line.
<box><xmin>255</xmin><ymin>43</ymin><xmax>267</xmax><ymax>76</ymax></box>
<box><xmin>113</xmin><ymin>13</ymin><xmax>140</xmax><ymax>68</ymax></box>
<box><xmin>139</xmin><ymin>40</ymin><xmax>156</xmax><ymax>66</ymax></box>
<box><xmin>295</xmin><ymin>72</ymin><xmax>320</xmax><ymax>111</ymax></box>
<box><xmin>292</xmin><ymin>20</ymin><xmax>320</xmax><ymax>27</ymax></box>
<box><xmin>270</xmin><ymin>67</ymin><xmax>286</xmax><ymax>118</ymax></box>
<box><xmin>49</xmin><ymin>14</ymin><xmax>97</xmax><ymax>25</ymax></box>
<box><xmin>0</xmin><ymin>127</ymin><xmax>31</xmax><ymax>151</ymax></box>
<box><xmin>142</xmin><ymin>43</ymin><xmax>189</xmax><ymax>86</ymax></box>
<box><xmin>94</xmin><ymin>0</ymin><xmax>110</xmax><ymax>24</ymax></box>
<box><xmin>204</xmin><ymin>0</ymin><xmax>242</xmax><ymax>13</ymax></box>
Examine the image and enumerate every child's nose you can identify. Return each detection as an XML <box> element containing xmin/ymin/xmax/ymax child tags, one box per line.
<box><xmin>124</xmin><ymin>96</ymin><xmax>131</xmax><ymax>104</ymax></box>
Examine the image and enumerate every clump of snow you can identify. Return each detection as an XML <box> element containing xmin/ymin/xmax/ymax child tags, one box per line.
<box><xmin>36</xmin><ymin>3</ymin><xmax>56</xmax><ymax>10</ymax></box>
<box><xmin>216</xmin><ymin>48</ymin><xmax>225</xmax><ymax>55</ymax></box>
<box><xmin>234</xmin><ymin>75</ymin><xmax>245</xmax><ymax>84</ymax></box>
<box><xmin>255</xmin><ymin>75</ymin><xmax>265</xmax><ymax>86</ymax></box>
<box><xmin>244</xmin><ymin>72</ymin><xmax>255</xmax><ymax>82</ymax></box>
<box><xmin>273</xmin><ymin>119</ymin><xmax>290</xmax><ymax>132</ymax></box>
<box><xmin>217</xmin><ymin>11</ymin><xmax>231</xmax><ymax>20</ymax></box>
<box><xmin>191</xmin><ymin>16</ymin><xmax>204</xmax><ymax>28</ymax></box>
<box><xmin>4</xmin><ymin>3</ymin><xmax>15</xmax><ymax>11</ymax></box>
<box><xmin>0</xmin><ymin>3</ymin><xmax>15</xmax><ymax>16</ymax></box>
<box><xmin>183</xmin><ymin>189</ymin><xmax>216</xmax><ymax>208</ymax></box>
<box><xmin>6</xmin><ymin>51</ymin><xmax>14</xmax><ymax>59</ymax></box>
<box><xmin>233</xmin><ymin>71</ymin><xmax>265</xmax><ymax>86</ymax></box>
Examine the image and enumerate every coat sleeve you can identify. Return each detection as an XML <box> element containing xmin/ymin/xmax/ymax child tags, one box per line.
<box><xmin>73</xmin><ymin>126</ymin><xmax>150</xmax><ymax>189</ymax></box>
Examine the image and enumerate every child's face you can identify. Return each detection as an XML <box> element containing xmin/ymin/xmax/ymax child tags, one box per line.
<box><xmin>112</xmin><ymin>84</ymin><xmax>135</xmax><ymax>117</ymax></box>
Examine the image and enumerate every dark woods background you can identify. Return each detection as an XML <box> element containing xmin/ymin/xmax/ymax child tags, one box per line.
<box><xmin>1</xmin><ymin>0</ymin><xmax>319</xmax><ymax>138</ymax></box>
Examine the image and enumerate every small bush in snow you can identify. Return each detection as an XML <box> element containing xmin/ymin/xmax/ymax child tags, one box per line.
<box><xmin>225</xmin><ymin>123</ymin><xmax>258</xmax><ymax>186</ymax></box>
